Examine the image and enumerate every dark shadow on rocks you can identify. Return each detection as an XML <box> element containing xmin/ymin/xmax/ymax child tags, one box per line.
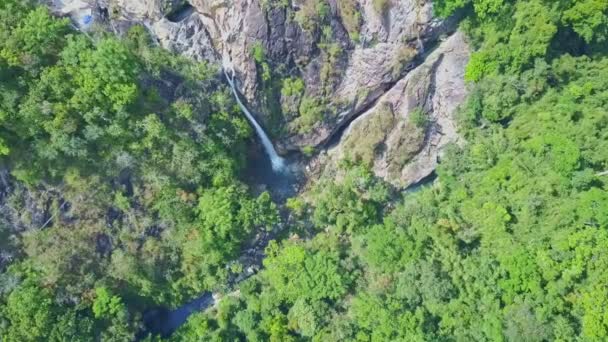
<box><xmin>166</xmin><ymin>3</ymin><xmax>195</xmax><ymax>23</ymax></box>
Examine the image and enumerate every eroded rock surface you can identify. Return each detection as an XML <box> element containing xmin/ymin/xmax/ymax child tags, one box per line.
<box><xmin>325</xmin><ymin>31</ymin><xmax>470</xmax><ymax>187</ymax></box>
<box><xmin>48</xmin><ymin>0</ymin><xmax>470</xmax><ymax>187</ymax></box>
<box><xmin>152</xmin><ymin>15</ymin><xmax>219</xmax><ymax>62</ymax></box>
<box><xmin>111</xmin><ymin>0</ymin><xmax>180</xmax><ymax>20</ymax></box>
<box><xmin>68</xmin><ymin>0</ymin><xmax>457</xmax><ymax>147</ymax></box>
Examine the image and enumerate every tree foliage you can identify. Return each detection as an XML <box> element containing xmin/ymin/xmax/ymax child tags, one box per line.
<box><xmin>0</xmin><ymin>2</ymin><xmax>278</xmax><ymax>340</ymax></box>
<box><xmin>173</xmin><ymin>1</ymin><xmax>608</xmax><ymax>341</ymax></box>
<box><xmin>1</xmin><ymin>0</ymin><xmax>608</xmax><ymax>341</ymax></box>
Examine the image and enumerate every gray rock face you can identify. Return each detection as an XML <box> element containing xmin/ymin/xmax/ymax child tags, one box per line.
<box><xmin>194</xmin><ymin>0</ymin><xmax>270</xmax><ymax>102</ymax></box>
<box><xmin>152</xmin><ymin>15</ymin><xmax>219</xmax><ymax>62</ymax></box>
<box><xmin>281</xmin><ymin>0</ymin><xmax>450</xmax><ymax>150</ymax></box>
<box><xmin>99</xmin><ymin>0</ymin><xmax>459</xmax><ymax>148</ymax></box>
<box><xmin>51</xmin><ymin>0</ymin><xmax>470</xmax><ymax>187</ymax></box>
<box><xmin>111</xmin><ymin>0</ymin><xmax>182</xmax><ymax>21</ymax></box>
<box><xmin>326</xmin><ymin>31</ymin><xmax>470</xmax><ymax>188</ymax></box>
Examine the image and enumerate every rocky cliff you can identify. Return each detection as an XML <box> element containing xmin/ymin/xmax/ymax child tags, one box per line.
<box><xmin>49</xmin><ymin>0</ymin><xmax>469</xmax><ymax>188</ymax></box>
<box><xmin>323</xmin><ymin>31</ymin><xmax>469</xmax><ymax>187</ymax></box>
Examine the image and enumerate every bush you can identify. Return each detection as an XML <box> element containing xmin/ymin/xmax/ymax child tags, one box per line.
<box><xmin>410</xmin><ymin>107</ymin><xmax>428</xmax><ymax>128</ymax></box>
<box><xmin>260</xmin><ymin>0</ymin><xmax>290</xmax><ymax>10</ymax></box>
<box><xmin>338</xmin><ymin>0</ymin><xmax>362</xmax><ymax>42</ymax></box>
<box><xmin>251</xmin><ymin>42</ymin><xmax>271</xmax><ymax>81</ymax></box>
<box><xmin>295</xmin><ymin>97</ymin><xmax>325</xmax><ymax>133</ymax></box>
<box><xmin>301</xmin><ymin>145</ymin><xmax>315</xmax><ymax>157</ymax></box>
<box><xmin>281</xmin><ymin>77</ymin><xmax>305</xmax><ymax>97</ymax></box>
<box><xmin>373</xmin><ymin>0</ymin><xmax>391</xmax><ymax>15</ymax></box>
<box><xmin>251</xmin><ymin>42</ymin><xmax>265</xmax><ymax>63</ymax></box>
<box><xmin>295</xmin><ymin>0</ymin><xmax>330</xmax><ymax>32</ymax></box>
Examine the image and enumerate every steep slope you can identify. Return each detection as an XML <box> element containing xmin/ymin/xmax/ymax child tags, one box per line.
<box><xmin>63</xmin><ymin>0</ymin><xmax>464</xmax><ymax>157</ymax></box>
<box><xmin>324</xmin><ymin>30</ymin><xmax>469</xmax><ymax>187</ymax></box>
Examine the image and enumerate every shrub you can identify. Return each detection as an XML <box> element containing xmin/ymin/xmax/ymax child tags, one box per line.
<box><xmin>341</xmin><ymin>104</ymin><xmax>395</xmax><ymax>165</ymax></box>
<box><xmin>251</xmin><ymin>42</ymin><xmax>265</xmax><ymax>63</ymax></box>
<box><xmin>301</xmin><ymin>145</ymin><xmax>315</xmax><ymax>157</ymax></box>
<box><xmin>251</xmin><ymin>42</ymin><xmax>271</xmax><ymax>81</ymax></box>
<box><xmin>338</xmin><ymin>0</ymin><xmax>362</xmax><ymax>42</ymax></box>
<box><xmin>410</xmin><ymin>107</ymin><xmax>429</xmax><ymax>128</ymax></box>
<box><xmin>373</xmin><ymin>0</ymin><xmax>391</xmax><ymax>15</ymax></box>
<box><xmin>295</xmin><ymin>96</ymin><xmax>325</xmax><ymax>133</ymax></box>
<box><xmin>260</xmin><ymin>0</ymin><xmax>290</xmax><ymax>10</ymax></box>
<box><xmin>281</xmin><ymin>77</ymin><xmax>305</xmax><ymax>97</ymax></box>
<box><xmin>295</xmin><ymin>0</ymin><xmax>330</xmax><ymax>32</ymax></box>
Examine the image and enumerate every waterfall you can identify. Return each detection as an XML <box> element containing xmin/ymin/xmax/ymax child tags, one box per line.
<box><xmin>223</xmin><ymin>68</ymin><xmax>286</xmax><ymax>172</ymax></box>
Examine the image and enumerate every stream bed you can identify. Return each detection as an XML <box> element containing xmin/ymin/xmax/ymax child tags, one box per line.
<box><xmin>142</xmin><ymin>69</ymin><xmax>302</xmax><ymax>338</ymax></box>
<box><xmin>142</xmin><ymin>293</ymin><xmax>214</xmax><ymax>337</ymax></box>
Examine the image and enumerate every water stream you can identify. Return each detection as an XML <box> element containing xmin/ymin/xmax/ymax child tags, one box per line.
<box><xmin>223</xmin><ymin>69</ymin><xmax>286</xmax><ymax>172</ymax></box>
<box><xmin>142</xmin><ymin>293</ymin><xmax>214</xmax><ymax>338</ymax></box>
<box><xmin>142</xmin><ymin>69</ymin><xmax>296</xmax><ymax>338</ymax></box>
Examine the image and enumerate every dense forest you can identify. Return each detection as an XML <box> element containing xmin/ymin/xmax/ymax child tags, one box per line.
<box><xmin>0</xmin><ymin>0</ymin><xmax>278</xmax><ymax>340</ymax></box>
<box><xmin>1</xmin><ymin>0</ymin><xmax>608</xmax><ymax>341</ymax></box>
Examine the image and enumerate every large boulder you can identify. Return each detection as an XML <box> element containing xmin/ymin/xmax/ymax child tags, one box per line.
<box><xmin>151</xmin><ymin>14</ymin><xmax>219</xmax><ymax>62</ymax></box>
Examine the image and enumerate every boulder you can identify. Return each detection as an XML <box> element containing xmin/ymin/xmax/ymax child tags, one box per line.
<box><xmin>151</xmin><ymin>14</ymin><xmax>218</xmax><ymax>62</ymax></box>
<box><xmin>110</xmin><ymin>0</ymin><xmax>183</xmax><ymax>21</ymax></box>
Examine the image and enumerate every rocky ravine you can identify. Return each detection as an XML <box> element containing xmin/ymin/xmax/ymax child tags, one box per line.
<box><xmin>49</xmin><ymin>0</ymin><xmax>469</xmax><ymax>188</ymax></box>
<box><xmin>321</xmin><ymin>31</ymin><xmax>469</xmax><ymax>187</ymax></box>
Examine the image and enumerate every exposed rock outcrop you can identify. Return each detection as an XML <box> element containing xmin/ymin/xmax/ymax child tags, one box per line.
<box><xmin>109</xmin><ymin>0</ymin><xmax>182</xmax><ymax>21</ymax></box>
<box><xmin>323</xmin><ymin>31</ymin><xmax>469</xmax><ymax>187</ymax></box>
<box><xmin>152</xmin><ymin>14</ymin><xmax>219</xmax><ymax>62</ymax></box>
<box><xmin>65</xmin><ymin>0</ymin><xmax>459</xmax><ymax>148</ymax></box>
<box><xmin>48</xmin><ymin>0</ymin><xmax>470</xmax><ymax>188</ymax></box>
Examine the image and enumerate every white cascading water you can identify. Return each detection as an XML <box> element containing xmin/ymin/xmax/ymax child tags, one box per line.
<box><xmin>223</xmin><ymin>67</ymin><xmax>286</xmax><ymax>172</ymax></box>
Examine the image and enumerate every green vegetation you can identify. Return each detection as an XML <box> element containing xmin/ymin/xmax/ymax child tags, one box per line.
<box><xmin>300</xmin><ymin>145</ymin><xmax>316</xmax><ymax>157</ymax></box>
<box><xmin>0</xmin><ymin>2</ymin><xmax>277</xmax><ymax>340</ymax></box>
<box><xmin>1</xmin><ymin>0</ymin><xmax>608</xmax><ymax>341</ymax></box>
<box><xmin>340</xmin><ymin>103</ymin><xmax>427</xmax><ymax>182</ymax></box>
<box><xmin>452</xmin><ymin>0</ymin><xmax>608</xmax><ymax>82</ymax></box>
<box><xmin>338</xmin><ymin>0</ymin><xmax>362</xmax><ymax>42</ymax></box>
<box><xmin>281</xmin><ymin>77</ymin><xmax>305</xmax><ymax>98</ymax></box>
<box><xmin>284</xmin><ymin>2</ymin><xmax>346</xmax><ymax>135</ymax></box>
<box><xmin>318</xmin><ymin>26</ymin><xmax>344</xmax><ymax>92</ymax></box>
<box><xmin>260</xmin><ymin>0</ymin><xmax>290</xmax><ymax>10</ymax></box>
<box><xmin>410</xmin><ymin>107</ymin><xmax>429</xmax><ymax>128</ymax></box>
<box><xmin>172</xmin><ymin>1</ymin><xmax>608</xmax><ymax>341</ymax></box>
<box><xmin>341</xmin><ymin>103</ymin><xmax>396</xmax><ymax>165</ymax></box>
<box><xmin>251</xmin><ymin>42</ymin><xmax>271</xmax><ymax>82</ymax></box>
<box><xmin>294</xmin><ymin>0</ymin><xmax>330</xmax><ymax>33</ymax></box>
<box><xmin>293</xmin><ymin>96</ymin><xmax>325</xmax><ymax>134</ymax></box>
<box><xmin>280</xmin><ymin>76</ymin><xmax>305</xmax><ymax>123</ymax></box>
<box><xmin>249</xmin><ymin>42</ymin><xmax>286</xmax><ymax>136</ymax></box>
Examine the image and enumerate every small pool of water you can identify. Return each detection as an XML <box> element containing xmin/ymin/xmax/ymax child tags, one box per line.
<box><xmin>241</xmin><ymin>140</ymin><xmax>300</xmax><ymax>202</ymax></box>
<box><xmin>142</xmin><ymin>293</ymin><xmax>214</xmax><ymax>338</ymax></box>
<box><xmin>403</xmin><ymin>171</ymin><xmax>437</xmax><ymax>194</ymax></box>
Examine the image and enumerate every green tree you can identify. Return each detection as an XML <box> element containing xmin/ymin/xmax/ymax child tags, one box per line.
<box><xmin>1</xmin><ymin>283</ymin><xmax>55</xmax><ymax>341</ymax></box>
